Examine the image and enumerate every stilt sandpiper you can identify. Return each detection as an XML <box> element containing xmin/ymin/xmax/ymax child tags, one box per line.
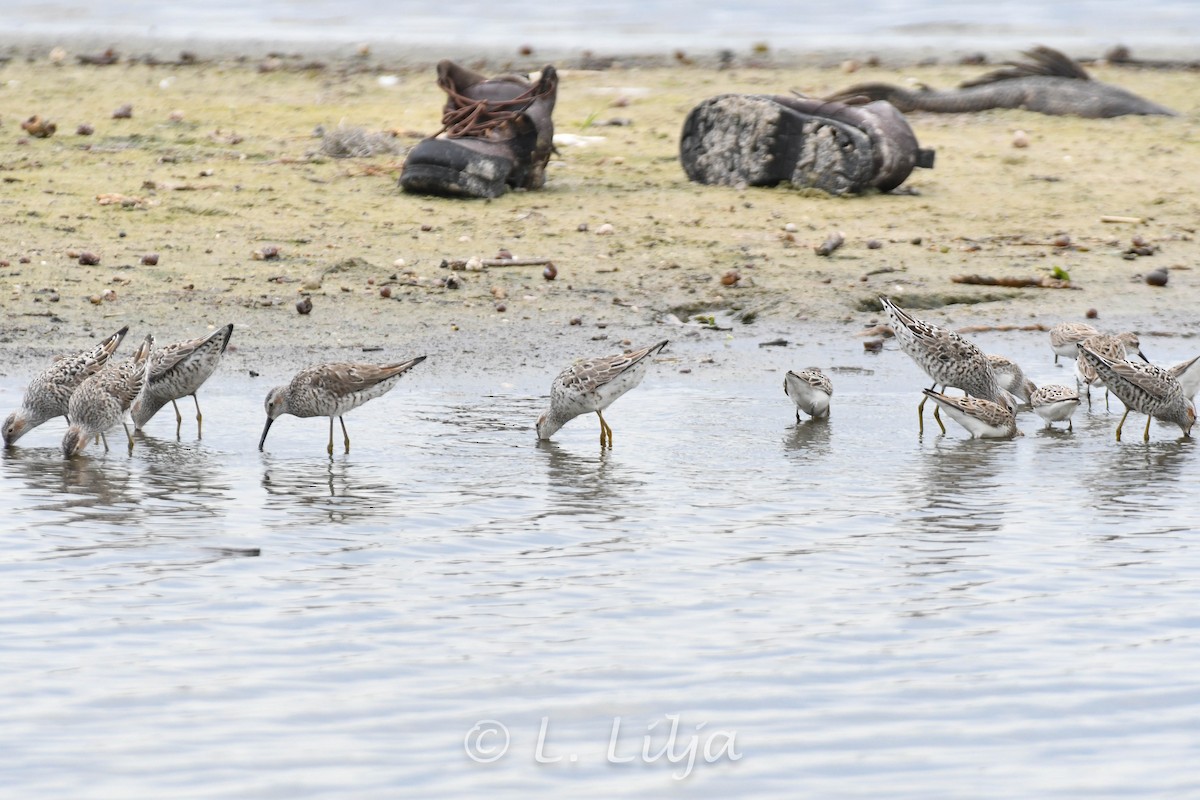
<box><xmin>536</xmin><ymin>340</ymin><xmax>668</xmax><ymax>447</ymax></box>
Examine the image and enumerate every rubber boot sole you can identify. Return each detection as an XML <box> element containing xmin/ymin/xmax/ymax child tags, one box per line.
<box><xmin>679</xmin><ymin>94</ymin><xmax>874</xmax><ymax>195</ymax></box>
<box><xmin>399</xmin><ymin>138</ymin><xmax>513</xmax><ymax>199</ymax></box>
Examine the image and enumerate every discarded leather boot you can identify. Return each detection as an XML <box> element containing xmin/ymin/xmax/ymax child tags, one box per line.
<box><xmin>400</xmin><ymin>60</ymin><xmax>558</xmax><ymax>199</ymax></box>
<box><xmin>679</xmin><ymin>94</ymin><xmax>934</xmax><ymax>195</ymax></box>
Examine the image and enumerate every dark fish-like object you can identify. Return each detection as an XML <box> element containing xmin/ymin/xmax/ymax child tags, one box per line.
<box><xmin>827</xmin><ymin>46</ymin><xmax>1176</xmax><ymax>118</ymax></box>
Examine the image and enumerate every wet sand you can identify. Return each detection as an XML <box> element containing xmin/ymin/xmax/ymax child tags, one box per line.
<box><xmin>1</xmin><ymin>42</ymin><xmax>1198</xmax><ymax>384</ymax></box>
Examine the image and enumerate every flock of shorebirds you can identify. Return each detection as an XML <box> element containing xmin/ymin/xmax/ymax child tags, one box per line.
<box><xmin>2</xmin><ymin>295</ymin><xmax>1198</xmax><ymax>457</ymax></box>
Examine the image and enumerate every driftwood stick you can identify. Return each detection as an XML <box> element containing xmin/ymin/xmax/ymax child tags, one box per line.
<box><xmin>481</xmin><ymin>258</ymin><xmax>554</xmax><ymax>267</ymax></box>
<box><xmin>951</xmin><ymin>274</ymin><xmax>1075</xmax><ymax>289</ymax></box>
<box><xmin>1100</xmin><ymin>215</ymin><xmax>1144</xmax><ymax>224</ymax></box>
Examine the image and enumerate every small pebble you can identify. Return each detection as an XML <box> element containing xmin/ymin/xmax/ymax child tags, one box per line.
<box><xmin>168</xmin><ymin>110</ymin><xmax>185</xmax><ymax>122</ymax></box>
<box><xmin>1086</xmin><ymin>308</ymin><xmax>1099</xmax><ymax>319</ymax></box>
<box><xmin>1052</xmin><ymin>234</ymin><xmax>1071</xmax><ymax>248</ymax></box>
<box><xmin>720</xmin><ymin>270</ymin><xmax>740</xmax><ymax>286</ymax></box>
<box><xmin>595</xmin><ymin>223</ymin><xmax>615</xmax><ymax>236</ymax></box>
<box><xmin>569</xmin><ymin>317</ymin><xmax>582</xmax><ymax>326</ymax></box>
<box><xmin>495</xmin><ymin>303</ymin><xmax>507</xmax><ymax>313</ymax></box>
<box><xmin>112</xmin><ymin>103</ymin><xmax>133</xmax><ymax>119</ymax></box>
<box><xmin>866</xmin><ymin>239</ymin><xmax>882</xmax><ymax>250</ymax></box>
<box><xmin>380</xmin><ymin>286</ymin><xmax>392</xmax><ymax>298</ymax></box>
<box><xmin>543</xmin><ymin>264</ymin><xmax>557</xmax><ymax>280</ymax></box>
<box><xmin>420</xmin><ymin>223</ymin><xmax>433</xmax><ymax>232</ymax></box>
<box><xmin>783</xmin><ymin>222</ymin><xmax>797</xmax><ymax>233</ymax></box>
<box><xmin>1145</xmin><ymin>268</ymin><xmax>1169</xmax><ymax>287</ymax></box>
<box><xmin>75</xmin><ymin>123</ymin><xmax>94</xmax><ymax>136</ymax></box>
<box><xmin>863</xmin><ymin>339</ymin><xmax>884</xmax><ymax>353</ymax></box>
<box><xmin>577</xmin><ymin>222</ymin><xmax>589</xmax><ymax>232</ymax></box>
<box><xmin>296</xmin><ymin>297</ymin><xmax>313</xmax><ymax>314</ymax></box>
<box><xmin>141</xmin><ymin>253</ymin><xmax>159</xmax><ymax>266</ymax></box>
<box><xmin>78</xmin><ymin>251</ymin><xmax>100</xmax><ymax>266</ymax></box>
<box><xmin>1012</xmin><ymin>130</ymin><xmax>1030</xmax><ymax>148</ymax></box>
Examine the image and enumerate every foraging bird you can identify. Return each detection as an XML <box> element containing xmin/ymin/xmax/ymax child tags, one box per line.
<box><xmin>61</xmin><ymin>334</ymin><xmax>153</xmax><ymax>456</ymax></box>
<box><xmin>1168</xmin><ymin>354</ymin><xmax>1200</xmax><ymax>401</ymax></box>
<box><xmin>1029</xmin><ymin>384</ymin><xmax>1081</xmax><ymax>430</ymax></box>
<box><xmin>3</xmin><ymin>325</ymin><xmax>128</xmax><ymax>446</ymax></box>
<box><xmin>879</xmin><ymin>296</ymin><xmax>1004</xmax><ymax>435</ymax></box>
<box><xmin>1075</xmin><ymin>332</ymin><xmax>1144</xmax><ymax>409</ymax></box>
<box><xmin>131</xmin><ymin>324</ymin><xmax>234</xmax><ymax>437</ymax></box>
<box><xmin>1049</xmin><ymin>322</ymin><xmax>1100</xmax><ymax>364</ymax></box>
<box><xmin>259</xmin><ymin>356</ymin><xmax>427</xmax><ymax>455</ymax></box>
<box><xmin>784</xmin><ymin>368</ymin><xmax>833</xmax><ymax>421</ymax></box>
<box><xmin>1077</xmin><ymin>344</ymin><xmax>1195</xmax><ymax>441</ymax></box>
<box><xmin>921</xmin><ymin>388</ymin><xmax>1020</xmax><ymax>439</ymax></box>
<box><xmin>987</xmin><ymin>354</ymin><xmax>1036</xmax><ymax>404</ymax></box>
<box><xmin>536</xmin><ymin>340</ymin><xmax>668</xmax><ymax>446</ymax></box>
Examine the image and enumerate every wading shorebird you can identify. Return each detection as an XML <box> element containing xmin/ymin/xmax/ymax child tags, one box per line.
<box><xmin>3</xmin><ymin>325</ymin><xmax>128</xmax><ymax>446</ymax></box>
<box><xmin>62</xmin><ymin>334</ymin><xmax>153</xmax><ymax>456</ymax></box>
<box><xmin>259</xmin><ymin>356</ymin><xmax>427</xmax><ymax>455</ymax></box>
<box><xmin>784</xmin><ymin>368</ymin><xmax>833</xmax><ymax>421</ymax></box>
<box><xmin>1077</xmin><ymin>344</ymin><xmax>1195</xmax><ymax>441</ymax></box>
<box><xmin>131</xmin><ymin>324</ymin><xmax>234</xmax><ymax>437</ymax></box>
<box><xmin>921</xmin><ymin>388</ymin><xmax>1020</xmax><ymax>440</ymax></box>
<box><xmin>1029</xmin><ymin>384</ymin><xmax>1081</xmax><ymax>431</ymax></box>
<box><xmin>536</xmin><ymin>340</ymin><xmax>669</xmax><ymax>447</ymax></box>
<box><xmin>879</xmin><ymin>296</ymin><xmax>1005</xmax><ymax>435</ymax></box>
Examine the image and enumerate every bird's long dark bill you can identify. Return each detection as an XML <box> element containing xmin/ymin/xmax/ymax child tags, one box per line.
<box><xmin>258</xmin><ymin>417</ymin><xmax>274</xmax><ymax>451</ymax></box>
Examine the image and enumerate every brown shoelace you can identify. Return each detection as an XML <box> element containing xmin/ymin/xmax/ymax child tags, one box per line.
<box><xmin>437</xmin><ymin>80</ymin><xmax>553</xmax><ymax>139</ymax></box>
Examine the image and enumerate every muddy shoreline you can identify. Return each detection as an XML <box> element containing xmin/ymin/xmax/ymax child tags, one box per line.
<box><xmin>1</xmin><ymin>40</ymin><xmax>1198</xmax><ymax>386</ymax></box>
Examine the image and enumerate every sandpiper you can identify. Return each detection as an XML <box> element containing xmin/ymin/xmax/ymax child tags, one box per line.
<box><xmin>536</xmin><ymin>340</ymin><xmax>668</xmax><ymax>446</ymax></box>
<box><xmin>131</xmin><ymin>323</ymin><xmax>234</xmax><ymax>437</ymax></box>
<box><xmin>1075</xmin><ymin>333</ymin><xmax>1142</xmax><ymax>409</ymax></box>
<box><xmin>258</xmin><ymin>356</ymin><xmax>427</xmax><ymax>455</ymax></box>
<box><xmin>61</xmin><ymin>334</ymin><xmax>153</xmax><ymax>456</ymax></box>
<box><xmin>879</xmin><ymin>296</ymin><xmax>1003</xmax><ymax>435</ymax></box>
<box><xmin>1049</xmin><ymin>322</ymin><xmax>1100</xmax><ymax>364</ymax></box>
<box><xmin>1077</xmin><ymin>344</ymin><xmax>1195</xmax><ymax>441</ymax></box>
<box><xmin>921</xmin><ymin>388</ymin><xmax>1020</xmax><ymax>439</ymax></box>
<box><xmin>987</xmin><ymin>354</ymin><xmax>1036</xmax><ymax>404</ymax></box>
<box><xmin>3</xmin><ymin>325</ymin><xmax>128</xmax><ymax>446</ymax></box>
<box><xmin>1029</xmin><ymin>384</ymin><xmax>1081</xmax><ymax>430</ymax></box>
<box><xmin>784</xmin><ymin>368</ymin><xmax>832</xmax><ymax>421</ymax></box>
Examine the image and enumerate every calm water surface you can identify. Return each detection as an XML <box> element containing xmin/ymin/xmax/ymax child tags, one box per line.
<box><xmin>3</xmin><ymin>332</ymin><xmax>1200</xmax><ymax>797</ymax></box>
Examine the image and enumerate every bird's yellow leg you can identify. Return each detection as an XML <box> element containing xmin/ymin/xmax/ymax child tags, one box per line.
<box><xmin>123</xmin><ymin>421</ymin><xmax>135</xmax><ymax>451</ymax></box>
<box><xmin>917</xmin><ymin>393</ymin><xmax>927</xmax><ymax>436</ymax></box>
<box><xmin>327</xmin><ymin>417</ymin><xmax>335</xmax><ymax>456</ymax></box>
<box><xmin>100</xmin><ymin>432</ymin><xmax>109</xmax><ymax>452</ymax></box>
<box><xmin>597</xmin><ymin>410</ymin><xmax>613</xmax><ymax>448</ymax></box>
<box><xmin>192</xmin><ymin>394</ymin><xmax>203</xmax><ymax>438</ymax></box>
<box><xmin>340</xmin><ymin>417</ymin><xmax>351</xmax><ymax>453</ymax></box>
<box><xmin>1115</xmin><ymin>408</ymin><xmax>1129</xmax><ymax>441</ymax></box>
<box><xmin>1144</xmin><ymin>414</ymin><xmax>1153</xmax><ymax>442</ymax></box>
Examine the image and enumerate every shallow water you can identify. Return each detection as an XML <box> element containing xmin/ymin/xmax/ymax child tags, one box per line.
<box><xmin>4</xmin><ymin>330</ymin><xmax>1200</xmax><ymax>797</ymax></box>
<box><xmin>7</xmin><ymin>0</ymin><xmax>1200</xmax><ymax>56</ymax></box>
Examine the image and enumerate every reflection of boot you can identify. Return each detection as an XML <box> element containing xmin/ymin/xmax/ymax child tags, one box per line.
<box><xmin>400</xmin><ymin>60</ymin><xmax>558</xmax><ymax>199</ymax></box>
<box><xmin>679</xmin><ymin>94</ymin><xmax>934</xmax><ymax>195</ymax></box>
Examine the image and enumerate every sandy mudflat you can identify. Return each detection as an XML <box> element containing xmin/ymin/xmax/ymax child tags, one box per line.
<box><xmin>1</xmin><ymin>40</ymin><xmax>1197</xmax><ymax>382</ymax></box>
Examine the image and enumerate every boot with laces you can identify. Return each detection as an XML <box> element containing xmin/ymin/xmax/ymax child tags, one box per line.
<box><xmin>679</xmin><ymin>93</ymin><xmax>934</xmax><ymax>195</ymax></box>
<box><xmin>400</xmin><ymin>60</ymin><xmax>558</xmax><ymax>199</ymax></box>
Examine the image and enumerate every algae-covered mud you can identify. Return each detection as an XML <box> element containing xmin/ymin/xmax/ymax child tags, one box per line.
<box><xmin>1</xmin><ymin>47</ymin><xmax>1198</xmax><ymax>378</ymax></box>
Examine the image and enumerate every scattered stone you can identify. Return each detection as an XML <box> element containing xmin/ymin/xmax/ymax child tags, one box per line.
<box><xmin>112</xmin><ymin>103</ymin><xmax>133</xmax><ymax>119</ymax></box>
<box><xmin>141</xmin><ymin>253</ymin><xmax>159</xmax><ymax>266</ymax></box>
<box><xmin>380</xmin><ymin>286</ymin><xmax>392</xmax><ymax>298</ymax></box>
<box><xmin>21</xmin><ymin>115</ymin><xmax>56</xmax><ymax>138</ymax></box>
<box><xmin>543</xmin><ymin>264</ymin><xmax>557</xmax><ymax>280</ymax></box>
<box><xmin>296</xmin><ymin>296</ymin><xmax>313</xmax><ymax>314</ymax></box>
<box><xmin>595</xmin><ymin>223</ymin><xmax>615</xmax><ymax>235</ymax></box>
<box><xmin>863</xmin><ymin>339</ymin><xmax>884</xmax><ymax>352</ymax></box>
<box><xmin>1086</xmin><ymin>308</ymin><xmax>1099</xmax><ymax>319</ymax></box>
<box><xmin>815</xmin><ymin>231</ymin><xmax>845</xmax><ymax>257</ymax></box>
<box><xmin>569</xmin><ymin>317</ymin><xmax>582</xmax><ymax>326</ymax></box>
<box><xmin>1012</xmin><ymin>129</ymin><xmax>1030</xmax><ymax>148</ymax></box>
<box><xmin>253</xmin><ymin>246</ymin><xmax>281</xmax><ymax>260</ymax></box>
<box><xmin>1145</xmin><ymin>268</ymin><xmax>1169</xmax><ymax>287</ymax></box>
<box><xmin>78</xmin><ymin>251</ymin><xmax>100</xmax><ymax>266</ymax></box>
<box><xmin>720</xmin><ymin>270</ymin><xmax>740</xmax><ymax>286</ymax></box>
<box><xmin>75</xmin><ymin>123</ymin><xmax>94</xmax><ymax>136</ymax></box>
<box><xmin>866</xmin><ymin>239</ymin><xmax>882</xmax><ymax>249</ymax></box>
